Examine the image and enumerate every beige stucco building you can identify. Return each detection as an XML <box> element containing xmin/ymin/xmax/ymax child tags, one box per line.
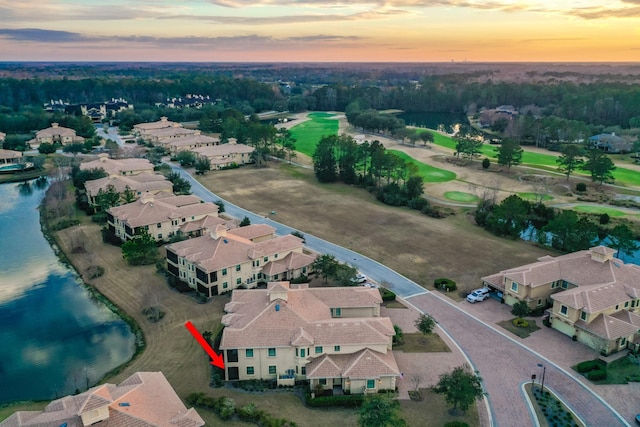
<box><xmin>165</xmin><ymin>225</ymin><xmax>315</xmax><ymax>297</ymax></box>
<box><xmin>107</xmin><ymin>194</ymin><xmax>227</xmax><ymax>242</ymax></box>
<box><xmin>84</xmin><ymin>173</ymin><xmax>173</xmax><ymax>209</ymax></box>
<box><xmin>80</xmin><ymin>154</ymin><xmax>154</xmax><ymax>176</ymax></box>
<box><xmin>193</xmin><ymin>142</ymin><xmax>255</xmax><ymax>170</ymax></box>
<box><xmin>219</xmin><ymin>282</ymin><xmax>399</xmax><ymax>394</ymax></box>
<box><xmin>482</xmin><ymin>246</ymin><xmax>640</xmax><ymax>355</ymax></box>
<box><xmin>35</xmin><ymin>123</ymin><xmax>83</xmax><ymax>145</ymax></box>
<box><xmin>132</xmin><ymin>116</ymin><xmax>179</xmax><ymax>138</ymax></box>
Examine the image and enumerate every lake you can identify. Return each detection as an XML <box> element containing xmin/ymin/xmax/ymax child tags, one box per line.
<box><xmin>0</xmin><ymin>180</ymin><xmax>135</xmax><ymax>404</ymax></box>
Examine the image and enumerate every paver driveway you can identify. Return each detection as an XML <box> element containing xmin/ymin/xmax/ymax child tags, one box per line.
<box><xmin>407</xmin><ymin>293</ymin><xmax>628</xmax><ymax>427</ymax></box>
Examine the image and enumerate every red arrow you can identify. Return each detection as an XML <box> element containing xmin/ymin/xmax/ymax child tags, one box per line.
<box><xmin>185</xmin><ymin>321</ymin><xmax>225</xmax><ymax>369</ymax></box>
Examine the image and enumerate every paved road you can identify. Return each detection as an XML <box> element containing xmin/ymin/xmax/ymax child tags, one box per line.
<box><xmin>168</xmin><ymin>162</ymin><xmax>629</xmax><ymax>427</ymax></box>
<box><xmin>95</xmin><ymin>125</ymin><xmax>126</xmax><ymax>146</ymax></box>
<box><xmin>406</xmin><ymin>293</ymin><xmax>628</xmax><ymax>427</ymax></box>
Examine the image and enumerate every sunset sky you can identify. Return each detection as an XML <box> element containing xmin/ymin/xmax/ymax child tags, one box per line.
<box><xmin>0</xmin><ymin>0</ymin><xmax>638</xmax><ymax>62</ymax></box>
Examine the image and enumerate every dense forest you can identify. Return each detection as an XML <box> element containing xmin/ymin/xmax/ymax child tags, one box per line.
<box><xmin>0</xmin><ymin>62</ymin><xmax>639</xmax><ymax>148</ymax></box>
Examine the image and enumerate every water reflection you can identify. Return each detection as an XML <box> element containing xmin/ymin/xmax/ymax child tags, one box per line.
<box><xmin>0</xmin><ymin>181</ymin><xmax>135</xmax><ymax>404</ymax></box>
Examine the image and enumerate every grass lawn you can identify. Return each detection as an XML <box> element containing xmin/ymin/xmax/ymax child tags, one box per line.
<box><xmin>394</xmin><ymin>333</ymin><xmax>451</xmax><ymax>353</ymax></box>
<box><xmin>289</xmin><ymin>112</ymin><xmax>339</xmax><ymax>156</ymax></box>
<box><xmin>518</xmin><ymin>192</ymin><xmax>554</xmax><ymax>202</ymax></box>
<box><xmin>388</xmin><ymin>150</ymin><xmax>456</xmax><ymax>182</ymax></box>
<box><xmin>574</xmin><ymin>356</ymin><xmax>640</xmax><ymax>385</ymax></box>
<box><xmin>400</xmin><ymin>388</ymin><xmax>479</xmax><ymax>427</ymax></box>
<box><xmin>497</xmin><ymin>318</ymin><xmax>541</xmax><ymax>338</ymax></box>
<box><xmin>572</xmin><ymin>205</ymin><xmax>627</xmax><ymax>217</ymax></box>
<box><xmin>444</xmin><ymin>191</ymin><xmax>479</xmax><ymax>203</ymax></box>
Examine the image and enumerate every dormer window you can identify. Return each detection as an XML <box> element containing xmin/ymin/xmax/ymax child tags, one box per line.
<box><xmin>331</xmin><ymin>308</ymin><xmax>342</xmax><ymax>318</ymax></box>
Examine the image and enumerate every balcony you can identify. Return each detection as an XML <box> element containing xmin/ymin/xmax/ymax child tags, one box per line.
<box><xmin>277</xmin><ymin>369</ymin><xmax>296</xmax><ymax>387</ymax></box>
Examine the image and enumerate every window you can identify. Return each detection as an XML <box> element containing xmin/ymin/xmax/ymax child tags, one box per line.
<box><xmin>537</xmin><ymin>299</ymin><xmax>543</xmax><ymax>306</ymax></box>
<box><xmin>331</xmin><ymin>308</ymin><xmax>342</xmax><ymax>318</ymax></box>
<box><xmin>264</xmin><ymin>256</ymin><xmax>268</xmax><ymax>262</ymax></box>
<box><xmin>158</xmin><ymin>234</ymin><xmax>162</xmax><ymax>239</ymax></box>
<box><xmin>511</xmin><ymin>282</ymin><xmax>518</xmax><ymax>292</ymax></box>
<box><xmin>227</xmin><ymin>349</ymin><xmax>238</xmax><ymax>363</ymax></box>
<box><xmin>268</xmin><ymin>348</ymin><xmax>276</xmax><ymax>357</ymax></box>
<box><xmin>246</xmin><ymin>349</ymin><xmax>253</xmax><ymax>358</ymax></box>
<box><xmin>269</xmin><ymin>365</ymin><xmax>276</xmax><ymax>375</ymax></box>
<box><xmin>222</xmin><ymin>268</ymin><xmax>227</xmax><ymax>276</ymax></box>
<box><xmin>625</xmin><ymin>301</ymin><xmax>629</xmax><ymax>308</ymax></box>
<box><xmin>315</xmin><ymin>346</ymin><xmax>323</xmax><ymax>354</ymax></box>
<box><xmin>274</xmin><ymin>254</ymin><xmax>278</xmax><ymax>259</ymax></box>
<box><xmin>551</xmin><ymin>281</ymin><xmax>558</xmax><ymax>289</ymax></box>
<box><xmin>246</xmin><ymin>366</ymin><xmax>254</xmax><ymax>375</ymax></box>
<box><xmin>295</xmin><ymin>348</ymin><xmax>298</xmax><ymax>357</ymax></box>
<box><xmin>615</xmin><ymin>305</ymin><xmax>619</xmax><ymax>310</ymax></box>
<box><xmin>157</xmin><ymin>223</ymin><xmax>161</xmax><ymax>228</ymax></box>
<box><xmin>236</xmin><ymin>278</ymin><xmax>241</xmax><ymax>285</ymax></box>
<box><xmin>334</xmin><ymin>345</ymin><xmax>340</xmax><ymax>352</ymax></box>
<box><xmin>301</xmin><ymin>367</ymin><xmax>306</xmax><ymax>375</ymax></box>
<box><xmin>561</xmin><ymin>281</ymin><xmax>569</xmax><ymax>289</ymax></box>
<box><xmin>223</xmin><ymin>282</ymin><xmax>228</xmax><ymax>289</ymax></box>
<box><xmin>236</xmin><ymin>264</ymin><xmax>241</xmax><ymax>272</ymax></box>
<box><xmin>319</xmin><ymin>379</ymin><xmax>327</xmax><ymax>385</ymax></box>
<box><xmin>560</xmin><ymin>305</ymin><xmax>568</xmax><ymax>316</ymax></box>
<box><xmin>274</xmin><ymin>274</ymin><xmax>279</xmax><ymax>280</ymax></box>
<box><xmin>367</xmin><ymin>379</ymin><xmax>375</xmax><ymax>389</ymax></box>
<box><xmin>621</xmin><ymin>337</ymin><xmax>627</xmax><ymax>346</ymax></box>
<box><xmin>300</xmin><ymin>349</ymin><xmax>305</xmax><ymax>358</ymax></box>
<box><xmin>580</xmin><ymin>311</ymin><xmax>587</xmax><ymax>321</ymax></box>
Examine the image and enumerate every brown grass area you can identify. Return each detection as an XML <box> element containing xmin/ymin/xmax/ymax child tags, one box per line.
<box><xmin>395</xmin><ymin>333</ymin><xmax>451</xmax><ymax>353</ymax></box>
<box><xmin>400</xmin><ymin>388</ymin><xmax>479</xmax><ymax>427</ymax></box>
<box><xmin>197</xmin><ymin>163</ymin><xmax>551</xmax><ymax>294</ymax></box>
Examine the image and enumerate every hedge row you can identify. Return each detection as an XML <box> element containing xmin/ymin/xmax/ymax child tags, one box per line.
<box><xmin>305</xmin><ymin>393</ymin><xmax>364</xmax><ymax>408</ymax></box>
<box><xmin>586</xmin><ymin>369</ymin><xmax>607</xmax><ymax>381</ymax></box>
<box><xmin>576</xmin><ymin>360</ymin><xmax>605</xmax><ymax>373</ymax></box>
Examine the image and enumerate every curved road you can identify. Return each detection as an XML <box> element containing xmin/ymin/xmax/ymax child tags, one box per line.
<box><xmin>169</xmin><ymin>162</ymin><xmax>629</xmax><ymax>427</ymax></box>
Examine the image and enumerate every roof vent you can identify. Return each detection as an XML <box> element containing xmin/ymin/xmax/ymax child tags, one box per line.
<box><xmin>275</xmin><ymin>304</ymin><xmax>280</xmax><ymax>312</ymax></box>
<box><xmin>119</xmin><ymin>402</ymin><xmax>130</xmax><ymax>407</ymax></box>
<box><xmin>223</xmin><ymin>239</ymin><xmax>228</xmax><ymax>244</ymax></box>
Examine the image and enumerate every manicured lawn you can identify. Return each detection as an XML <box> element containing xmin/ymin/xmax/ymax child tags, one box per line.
<box><xmin>394</xmin><ymin>333</ymin><xmax>451</xmax><ymax>353</ymax></box>
<box><xmin>518</xmin><ymin>192</ymin><xmax>554</xmax><ymax>202</ymax></box>
<box><xmin>444</xmin><ymin>191</ymin><xmax>479</xmax><ymax>203</ymax></box>
<box><xmin>388</xmin><ymin>150</ymin><xmax>456</xmax><ymax>182</ymax></box>
<box><xmin>575</xmin><ymin>356</ymin><xmax>640</xmax><ymax>384</ymax></box>
<box><xmin>0</xmin><ymin>402</ymin><xmax>47</xmax><ymax>422</ymax></box>
<box><xmin>572</xmin><ymin>205</ymin><xmax>627</xmax><ymax>217</ymax></box>
<box><xmin>497</xmin><ymin>318</ymin><xmax>541</xmax><ymax>338</ymax></box>
<box><xmin>289</xmin><ymin>112</ymin><xmax>339</xmax><ymax>156</ymax></box>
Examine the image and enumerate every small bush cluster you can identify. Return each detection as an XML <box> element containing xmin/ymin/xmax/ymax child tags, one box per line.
<box><xmin>305</xmin><ymin>393</ymin><xmax>364</xmax><ymax>408</ymax></box>
<box><xmin>379</xmin><ymin>288</ymin><xmax>396</xmax><ymax>301</ymax></box>
<box><xmin>86</xmin><ymin>265</ymin><xmax>105</xmax><ymax>279</ymax></box>
<box><xmin>512</xmin><ymin>318</ymin><xmax>529</xmax><ymax>328</ymax></box>
<box><xmin>575</xmin><ymin>182</ymin><xmax>587</xmax><ymax>192</ymax></box>
<box><xmin>233</xmin><ymin>379</ymin><xmax>278</xmax><ymax>392</ymax></box>
<box><xmin>445</xmin><ymin>422</ymin><xmax>471</xmax><ymax>427</ymax></box>
<box><xmin>576</xmin><ymin>360</ymin><xmax>605</xmax><ymax>373</ymax></box>
<box><xmin>434</xmin><ymin>278</ymin><xmax>457</xmax><ymax>292</ymax></box>
<box><xmin>186</xmin><ymin>392</ymin><xmax>298</xmax><ymax>427</ymax></box>
<box><xmin>586</xmin><ymin>369</ymin><xmax>607</xmax><ymax>381</ymax></box>
<box><xmin>141</xmin><ymin>306</ymin><xmax>165</xmax><ymax>323</ymax></box>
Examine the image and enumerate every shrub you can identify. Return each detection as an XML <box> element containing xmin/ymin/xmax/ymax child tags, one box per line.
<box><xmin>599</xmin><ymin>213</ymin><xmax>610</xmax><ymax>225</ymax></box>
<box><xmin>482</xmin><ymin>158</ymin><xmax>490</xmax><ymax>169</ymax></box>
<box><xmin>576</xmin><ymin>182</ymin><xmax>587</xmax><ymax>192</ymax></box>
<box><xmin>434</xmin><ymin>278</ymin><xmax>456</xmax><ymax>292</ymax></box>
<box><xmin>586</xmin><ymin>369</ymin><xmax>607</xmax><ymax>381</ymax></box>
<box><xmin>512</xmin><ymin>318</ymin><xmax>529</xmax><ymax>328</ymax></box>
<box><xmin>86</xmin><ymin>265</ymin><xmax>105</xmax><ymax>279</ymax></box>
<box><xmin>380</xmin><ymin>288</ymin><xmax>396</xmax><ymax>301</ymax></box>
<box><xmin>445</xmin><ymin>422</ymin><xmax>471</xmax><ymax>427</ymax></box>
<box><xmin>577</xmin><ymin>359</ymin><xmax>606</xmax><ymax>373</ymax></box>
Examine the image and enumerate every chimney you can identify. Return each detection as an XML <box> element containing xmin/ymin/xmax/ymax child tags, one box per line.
<box><xmin>52</xmin><ymin>122</ymin><xmax>59</xmax><ymax>128</ymax></box>
<box><xmin>160</xmin><ymin>116</ymin><xmax>168</xmax><ymax>122</ymax></box>
<box><xmin>140</xmin><ymin>193</ymin><xmax>155</xmax><ymax>204</ymax></box>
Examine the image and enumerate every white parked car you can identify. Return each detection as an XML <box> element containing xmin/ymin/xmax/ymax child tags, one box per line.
<box><xmin>466</xmin><ymin>287</ymin><xmax>490</xmax><ymax>303</ymax></box>
<box><xmin>352</xmin><ymin>273</ymin><xmax>367</xmax><ymax>284</ymax></box>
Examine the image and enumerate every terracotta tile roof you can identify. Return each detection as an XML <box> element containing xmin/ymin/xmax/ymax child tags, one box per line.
<box><xmin>179</xmin><ymin>215</ymin><xmax>234</xmax><ymax>233</ymax></box>
<box><xmin>220</xmin><ymin>286</ymin><xmax>391</xmax><ymax>349</ymax></box>
<box><xmin>146</xmin><ymin>127</ymin><xmax>197</xmax><ymax>139</ymax></box>
<box><xmin>168</xmin><ymin>232</ymin><xmax>306</xmax><ymax>273</ymax></box>
<box><xmin>262</xmin><ymin>252</ymin><xmax>317</xmax><ymax>275</ymax></box>
<box><xmin>0</xmin><ymin>149</ymin><xmax>21</xmax><ymax>160</ymax></box>
<box><xmin>80</xmin><ymin>155</ymin><xmax>154</xmax><ymax>175</ymax></box>
<box><xmin>0</xmin><ymin>372</ymin><xmax>203</xmax><ymax>427</ymax></box>
<box><xmin>193</xmin><ymin>143</ymin><xmax>254</xmax><ymax>157</ymax></box>
<box><xmin>553</xmin><ymin>283</ymin><xmax>632</xmax><ymax>313</ymax></box>
<box><xmin>36</xmin><ymin>123</ymin><xmax>76</xmax><ymax>138</ymax></box>
<box><xmin>576</xmin><ymin>311</ymin><xmax>640</xmax><ymax>340</ymax></box>
<box><xmin>307</xmin><ymin>348</ymin><xmax>399</xmax><ymax>379</ymax></box>
<box><xmin>164</xmin><ymin>134</ymin><xmax>219</xmax><ymax>147</ymax></box>
<box><xmin>85</xmin><ymin>174</ymin><xmax>172</xmax><ymax>198</ymax></box>
<box><xmin>227</xmin><ymin>224</ymin><xmax>275</xmax><ymax>241</ymax></box>
<box><xmin>133</xmin><ymin>118</ymin><xmax>178</xmax><ymax>131</ymax></box>
<box><xmin>108</xmin><ymin>195</ymin><xmax>219</xmax><ymax>228</ymax></box>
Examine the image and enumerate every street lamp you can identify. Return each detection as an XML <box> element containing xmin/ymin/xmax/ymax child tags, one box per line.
<box><xmin>537</xmin><ymin>363</ymin><xmax>546</xmax><ymax>394</ymax></box>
